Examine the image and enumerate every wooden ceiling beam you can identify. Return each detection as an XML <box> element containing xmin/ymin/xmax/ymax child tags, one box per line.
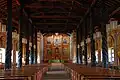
<box><xmin>109</xmin><ymin>7</ymin><xmax>120</xmax><ymax>17</ymax></box>
<box><xmin>36</xmin><ymin>26</ymin><xmax>75</xmax><ymax>30</ymax></box>
<box><xmin>30</xmin><ymin>0</ymin><xmax>83</xmax><ymax>7</ymax></box>
<box><xmin>79</xmin><ymin>0</ymin><xmax>99</xmax><ymax>28</ymax></box>
<box><xmin>25</xmin><ymin>5</ymin><xmax>73</xmax><ymax>9</ymax></box>
<box><xmin>38</xmin><ymin>27</ymin><xmax>74</xmax><ymax>33</ymax></box>
<box><xmin>34</xmin><ymin>22</ymin><xmax>78</xmax><ymax>25</ymax></box>
<box><xmin>37</xmin><ymin>0</ymin><xmax>74</xmax><ymax>1</ymax></box>
<box><xmin>24</xmin><ymin>0</ymin><xmax>86</xmax><ymax>10</ymax></box>
<box><xmin>31</xmin><ymin>15</ymin><xmax>81</xmax><ymax>19</ymax></box>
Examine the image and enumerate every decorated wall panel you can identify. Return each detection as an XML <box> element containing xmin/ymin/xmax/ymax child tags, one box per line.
<box><xmin>43</xmin><ymin>33</ymin><xmax>70</xmax><ymax>62</ymax></box>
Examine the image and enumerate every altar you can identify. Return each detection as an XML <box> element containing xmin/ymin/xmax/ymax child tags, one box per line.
<box><xmin>43</xmin><ymin>33</ymin><xmax>70</xmax><ymax>63</ymax></box>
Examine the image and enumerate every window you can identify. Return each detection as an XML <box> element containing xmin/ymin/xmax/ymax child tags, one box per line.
<box><xmin>95</xmin><ymin>51</ymin><xmax>98</xmax><ymax>63</ymax></box>
<box><xmin>0</xmin><ymin>48</ymin><xmax>5</xmax><ymax>63</ymax></box>
<box><xmin>111</xmin><ymin>48</ymin><xmax>114</xmax><ymax>62</ymax></box>
<box><xmin>95</xmin><ymin>50</ymin><xmax>102</xmax><ymax>63</ymax></box>
<box><xmin>108</xmin><ymin>48</ymin><xmax>114</xmax><ymax>63</ymax></box>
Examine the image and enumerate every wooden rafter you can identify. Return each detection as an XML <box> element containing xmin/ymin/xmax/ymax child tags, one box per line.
<box><xmin>31</xmin><ymin>15</ymin><xmax>81</xmax><ymax>19</ymax></box>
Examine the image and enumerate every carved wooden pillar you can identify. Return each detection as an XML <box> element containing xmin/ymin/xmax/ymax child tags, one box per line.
<box><xmin>101</xmin><ymin>23</ymin><xmax>108</xmax><ymax>68</ymax></box>
<box><xmin>25</xmin><ymin>20</ymin><xmax>30</xmax><ymax>65</ymax></box>
<box><xmin>84</xmin><ymin>19</ymin><xmax>88</xmax><ymax>65</ymax></box>
<box><xmin>80</xmin><ymin>26</ymin><xmax>83</xmax><ymax>64</ymax></box>
<box><xmin>100</xmin><ymin>2</ymin><xmax>109</xmax><ymax>68</ymax></box>
<box><xmin>5</xmin><ymin>0</ymin><xmax>12</xmax><ymax>69</ymax></box>
<box><xmin>18</xmin><ymin>0</ymin><xmax>24</xmax><ymax>68</ymax></box>
<box><xmin>90</xmin><ymin>9</ymin><xmax>96</xmax><ymax>66</ymax></box>
<box><xmin>35</xmin><ymin>28</ymin><xmax>37</xmax><ymax>64</ymax></box>
<box><xmin>31</xmin><ymin>26</ymin><xmax>34</xmax><ymax>64</ymax></box>
<box><xmin>76</xmin><ymin>28</ymin><xmax>79</xmax><ymax>63</ymax></box>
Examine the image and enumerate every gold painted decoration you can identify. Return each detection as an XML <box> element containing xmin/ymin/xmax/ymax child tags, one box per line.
<box><xmin>44</xmin><ymin>33</ymin><xmax>70</xmax><ymax>62</ymax></box>
<box><xmin>0</xmin><ymin>22</ymin><xmax>1</xmax><ymax>32</ymax></box>
<box><xmin>117</xmin><ymin>51</ymin><xmax>120</xmax><ymax>58</ymax></box>
<box><xmin>0</xmin><ymin>32</ymin><xmax>6</xmax><ymax>48</ymax></box>
<box><xmin>63</xmin><ymin>36</ymin><xmax>69</xmax><ymax>45</ymax></box>
<box><xmin>47</xmin><ymin>36</ymin><xmax>53</xmax><ymax>45</ymax></box>
<box><xmin>108</xmin><ymin>36</ymin><xmax>114</xmax><ymax>47</ymax></box>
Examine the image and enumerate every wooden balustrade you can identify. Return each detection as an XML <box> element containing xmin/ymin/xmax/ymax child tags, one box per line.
<box><xmin>63</xmin><ymin>63</ymin><xmax>120</xmax><ymax>80</ymax></box>
<box><xmin>0</xmin><ymin>63</ymin><xmax>49</xmax><ymax>80</ymax></box>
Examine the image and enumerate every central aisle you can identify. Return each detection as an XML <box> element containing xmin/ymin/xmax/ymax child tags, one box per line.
<box><xmin>43</xmin><ymin>63</ymin><xmax>71</xmax><ymax>80</ymax></box>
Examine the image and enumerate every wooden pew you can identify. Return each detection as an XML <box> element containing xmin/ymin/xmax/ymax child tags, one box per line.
<box><xmin>63</xmin><ymin>63</ymin><xmax>120</xmax><ymax>80</ymax></box>
<box><xmin>0</xmin><ymin>63</ymin><xmax>49</xmax><ymax>80</ymax></box>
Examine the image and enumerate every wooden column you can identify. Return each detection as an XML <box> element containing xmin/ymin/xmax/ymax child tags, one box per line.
<box><xmin>76</xmin><ymin>28</ymin><xmax>81</xmax><ymax>63</ymax></box>
<box><xmin>18</xmin><ymin>0</ymin><xmax>24</xmax><ymax>68</ymax></box>
<box><xmin>80</xmin><ymin>27</ymin><xmax>83</xmax><ymax>64</ymax></box>
<box><xmin>25</xmin><ymin>20</ymin><xmax>30</xmax><ymax>65</ymax></box>
<box><xmin>31</xmin><ymin>26</ymin><xmax>34</xmax><ymax>64</ymax></box>
<box><xmin>101</xmin><ymin>23</ymin><xmax>108</xmax><ymax>68</ymax></box>
<box><xmin>5</xmin><ymin>0</ymin><xmax>12</xmax><ymax>69</ymax></box>
<box><xmin>84</xmin><ymin>19</ymin><xmax>88</xmax><ymax>65</ymax></box>
<box><xmin>100</xmin><ymin>2</ymin><xmax>109</xmax><ymax>68</ymax></box>
<box><xmin>90</xmin><ymin>9</ymin><xmax>96</xmax><ymax>66</ymax></box>
<box><xmin>35</xmin><ymin>28</ymin><xmax>37</xmax><ymax>64</ymax></box>
<box><xmin>76</xmin><ymin>28</ymin><xmax>80</xmax><ymax>64</ymax></box>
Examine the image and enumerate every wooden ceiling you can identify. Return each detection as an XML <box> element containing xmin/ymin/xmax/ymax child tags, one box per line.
<box><xmin>24</xmin><ymin>0</ymin><xmax>92</xmax><ymax>33</ymax></box>
<box><xmin>0</xmin><ymin>0</ymin><xmax>120</xmax><ymax>33</ymax></box>
<box><xmin>0</xmin><ymin>0</ymin><xmax>19</xmax><ymax>24</ymax></box>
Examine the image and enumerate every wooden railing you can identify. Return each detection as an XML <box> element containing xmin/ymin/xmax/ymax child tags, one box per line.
<box><xmin>63</xmin><ymin>63</ymin><xmax>120</xmax><ymax>80</ymax></box>
<box><xmin>0</xmin><ymin>63</ymin><xmax>49</xmax><ymax>80</ymax></box>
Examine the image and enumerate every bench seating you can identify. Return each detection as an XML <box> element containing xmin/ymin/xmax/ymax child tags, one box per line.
<box><xmin>0</xmin><ymin>63</ymin><xmax>49</xmax><ymax>80</ymax></box>
<box><xmin>64</xmin><ymin>63</ymin><xmax>120</xmax><ymax>80</ymax></box>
